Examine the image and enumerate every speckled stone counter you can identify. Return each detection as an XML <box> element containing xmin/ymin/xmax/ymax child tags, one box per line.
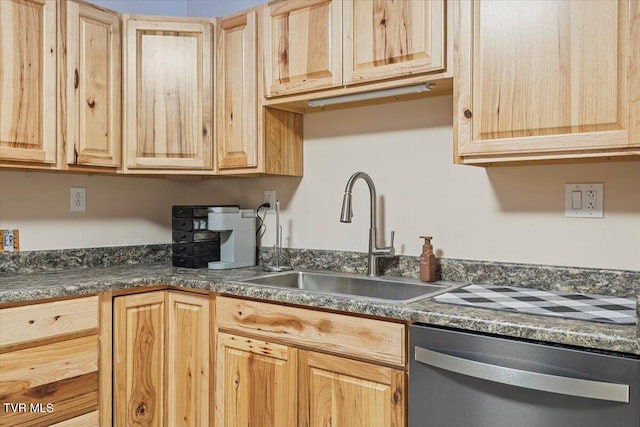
<box><xmin>0</xmin><ymin>244</ymin><xmax>171</xmax><ymax>274</ymax></box>
<box><xmin>1</xmin><ymin>262</ymin><xmax>637</xmax><ymax>356</ymax></box>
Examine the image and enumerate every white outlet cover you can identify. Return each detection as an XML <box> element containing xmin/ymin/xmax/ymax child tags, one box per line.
<box><xmin>264</xmin><ymin>190</ymin><xmax>276</xmax><ymax>211</ymax></box>
<box><xmin>70</xmin><ymin>187</ymin><xmax>86</xmax><ymax>212</ymax></box>
<box><xmin>565</xmin><ymin>183</ymin><xmax>603</xmax><ymax>218</ymax></box>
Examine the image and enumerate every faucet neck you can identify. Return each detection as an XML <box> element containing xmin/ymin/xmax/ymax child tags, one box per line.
<box><xmin>368</xmin><ymin>228</ymin><xmax>378</xmax><ymax>276</ymax></box>
<box><xmin>344</xmin><ymin>171</ymin><xmax>377</xmax><ymax>231</ymax></box>
<box><xmin>341</xmin><ymin>171</ymin><xmax>394</xmax><ymax>277</ymax></box>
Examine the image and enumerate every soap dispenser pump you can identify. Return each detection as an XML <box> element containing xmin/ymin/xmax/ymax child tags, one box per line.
<box><xmin>419</xmin><ymin>236</ymin><xmax>437</xmax><ymax>282</ymax></box>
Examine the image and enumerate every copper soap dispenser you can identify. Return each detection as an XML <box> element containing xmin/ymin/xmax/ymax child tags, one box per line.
<box><xmin>419</xmin><ymin>236</ymin><xmax>437</xmax><ymax>282</ymax></box>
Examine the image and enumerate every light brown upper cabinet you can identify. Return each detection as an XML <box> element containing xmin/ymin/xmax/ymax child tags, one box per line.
<box><xmin>454</xmin><ymin>0</ymin><xmax>640</xmax><ymax>165</ymax></box>
<box><xmin>61</xmin><ymin>0</ymin><xmax>121</xmax><ymax>170</ymax></box>
<box><xmin>216</xmin><ymin>10</ymin><xmax>259</xmax><ymax>170</ymax></box>
<box><xmin>216</xmin><ymin>7</ymin><xmax>303</xmax><ymax>175</ymax></box>
<box><xmin>263</xmin><ymin>0</ymin><xmax>446</xmax><ymax>100</ymax></box>
<box><xmin>0</xmin><ymin>0</ymin><xmax>57</xmax><ymax>168</ymax></box>
<box><xmin>1</xmin><ymin>0</ymin><xmax>122</xmax><ymax>172</ymax></box>
<box><xmin>263</xmin><ymin>0</ymin><xmax>343</xmax><ymax>97</ymax></box>
<box><xmin>343</xmin><ymin>0</ymin><xmax>445</xmax><ymax>86</ymax></box>
<box><xmin>123</xmin><ymin>16</ymin><xmax>214</xmax><ymax>173</ymax></box>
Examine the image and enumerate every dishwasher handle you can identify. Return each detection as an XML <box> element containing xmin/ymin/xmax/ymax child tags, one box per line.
<box><xmin>415</xmin><ymin>346</ymin><xmax>630</xmax><ymax>403</ymax></box>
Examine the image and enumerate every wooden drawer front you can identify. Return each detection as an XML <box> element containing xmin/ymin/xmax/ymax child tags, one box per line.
<box><xmin>50</xmin><ymin>410</ymin><xmax>99</xmax><ymax>426</ymax></box>
<box><xmin>0</xmin><ymin>296</ymin><xmax>99</xmax><ymax>350</ymax></box>
<box><xmin>216</xmin><ymin>297</ymin><xmax>405</xmax><ymax>367</ymax></box>
<box><xmin>0</xmin><ymin>335</ymin><xmax>99</xmax><ymax>426</ymax></box>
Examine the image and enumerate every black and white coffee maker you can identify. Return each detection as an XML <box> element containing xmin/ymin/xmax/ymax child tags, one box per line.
<box><xmin>207</xmin><ymin>207</ymin><xmax>256</xmax><ymax>269</ymax></box>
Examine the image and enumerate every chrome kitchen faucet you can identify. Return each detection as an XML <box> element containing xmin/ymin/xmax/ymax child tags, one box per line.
<box><xmin>340</xmin><ymin>171</ymin><xmax>395</xmax><ymax>276</ymax></box>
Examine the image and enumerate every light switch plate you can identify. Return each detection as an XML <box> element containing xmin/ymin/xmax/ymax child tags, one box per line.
<box><xmin>565</xmin><ymin>183</ymin><xmax>604</xmax><ymax>218</ymax></box>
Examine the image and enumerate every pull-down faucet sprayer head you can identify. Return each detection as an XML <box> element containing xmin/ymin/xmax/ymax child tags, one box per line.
<box><xmin>340</xmin><ymin>192</ymin><xmax>353</xmax><ymax>223</ymax></box>
<box><xmin>340</xmin><ymin>171</ymin><xmax>372</xmax><ymax>223</ymax></box>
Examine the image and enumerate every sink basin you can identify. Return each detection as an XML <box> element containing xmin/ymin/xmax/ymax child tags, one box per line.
<box><xmin>239</xmin><ymin>270</ymin><xmax>456</xmax><ymax>303</ymax></box>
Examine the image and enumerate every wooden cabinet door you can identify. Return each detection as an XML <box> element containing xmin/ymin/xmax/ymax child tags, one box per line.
<box><xmin>123</xmin><ymin>16</ymin><xmax>214</xmax><ymax>172</ymax></box>
<box><xmin>0</xmin><ymin>0</ymin><xmax>57</xmax><ymax>166</ymax></box>
<box><xmin>455</xmin><ymin>0</ymin><xmax>640</xmax><ymax>164</ymax></box>
<box><xmin>299</xmin><ymin>350</ymin><xmax>405</xmax><ymax>427</ymax></box>
<box><xmin>216</xmin><ymin>10</ymin><xmax>259</xmax><ymax>171</ymax></box>
<box><xmin>166</xmin><ymin>291</ymin><xmax>210</xmax><ymax>427</ymax></box>
<box><xmin>113</xmin><ymin>292</ymin><xmax>165</xmax><ymax>427</ymax></box>
<box><xmin>63</xmin><ymin>0</ymin><xmax>121</xmax><ymax>169</ymax></box>
<box><xmin>343</xmin><ymin>0</ymin><xmax>445</xmax><ymax>85</ymax></box>
<box><xmin>216</xmin><ymin>8</ymin><xmax>304</xmax><ymax>176</ymax></box>
<box><xmin>215</xmin><ymin>332</ymin><xmax>297</xmax><ymax>427</ymax></box>
<box><xmin>263</xmin><ymin>0</ymin><xmax>342</xmax><ymax>97</ymax></box>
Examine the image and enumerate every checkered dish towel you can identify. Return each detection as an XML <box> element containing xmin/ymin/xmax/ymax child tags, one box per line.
<box><xmin>433</xmin><ymin>284</ymin><xmax>637</xmax><ymax>325</ymax></box>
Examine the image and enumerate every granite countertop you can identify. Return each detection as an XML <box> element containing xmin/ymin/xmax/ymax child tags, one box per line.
<box><xmin>0</xmin><ymin>262</ymin><xmax>638</xmax><ymax>356</ymax></box>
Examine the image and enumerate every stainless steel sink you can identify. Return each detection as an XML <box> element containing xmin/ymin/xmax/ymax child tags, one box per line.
<box><xmin>239</xmin><ymin>270</ymin><xmax>456</xmax><ymax>303</ymax></box>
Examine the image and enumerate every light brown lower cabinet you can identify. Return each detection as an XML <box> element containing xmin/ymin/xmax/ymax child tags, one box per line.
<box><xmin>113</xmin><ymin>290</ymin><xmax>212</xmax><ymax>427</ymax></box>
<box><xmin>2</xmin><ymin>290</ymin><xmax>406</xmax><ymax>426</ymax></box>
<box><xmin>299</xmin><ymin>351</ymin><xmax>405</xmax><ymax>427</ymax></box>
<box><xmin>0</xmin><ymin>296</ymin><xmax>103</xmax><ymax>427</ymax></box>
<box><xmin>215</xmin><ymin>296</ymin><xmax>407</xmax><ymax>427</ymax></box>
<box><xmin>216</xmin><ymin>333</ymin><xmax>297</xmax><ymax>426</ymax></box>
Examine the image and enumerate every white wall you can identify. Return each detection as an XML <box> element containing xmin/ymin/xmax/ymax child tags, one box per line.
<box><xmin>183</xmin><ymin>96</ymin><xmax>640</xmax><ymax>271</ymax></box>
<box><xmin>1</xmin><ymin>97</ymin><xmax>638</xmax><ymax>270</ymax></box>
<box><xmin>0</xmin><ymin>172</ymin><xmax>187</xmax><ymax>250</ymax></box>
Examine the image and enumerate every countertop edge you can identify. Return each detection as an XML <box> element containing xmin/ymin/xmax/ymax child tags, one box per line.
<box><xmin>1</xmin><ymin>266</ymin><xmax>638</xmax><ymax>356</ymax></box>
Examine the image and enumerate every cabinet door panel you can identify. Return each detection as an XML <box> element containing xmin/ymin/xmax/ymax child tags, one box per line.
<box><xmin>0</xmin><ymin>0</ymin><xmax>57</xmax><ymax>165</ymax></box>
<box><xmin>455</xmin><ymin>0</ymin><xmax>640</xmax><ymax>163</ymax></box>
<box><xmin>124</xmin><ymin>18</ymin><xmax>213</xmax><ymax>171</ymax></box>
<box><xmin>167</xmin><ymin>292</ymin><xmax>210</xmax><ymax>427</ymax></box>
<box><xmin>216</xmin><ymin>11</ymin><xmax>258</xmax><ymax>170</ymax></box>
<box><xmin>216</xmin><ymin>332</ymin><xmax>297</xmax><ymax>427</ymax></box>
<box><xmin>344</xmin><ymin>0</ymin><xmax>445</xmax><ymax>84</ymax></box>
<box><xmin>299</xmin><ymin>350</ymin><xmax>405</xmax><ymax>427</ymax></box>
<box><xmin>264</xmin><ymin>0</ymin><xmax>342</xmax><ymax>96</ymax></box>
<box><xmin>113</xmin><ymin>292</ymin><xmax>165</xmax><ymax>427</ymax></box>
<box><xmin>65</xmin><ymin>1</ymin><xmax>121</xmax><ymax>168</ymax></box>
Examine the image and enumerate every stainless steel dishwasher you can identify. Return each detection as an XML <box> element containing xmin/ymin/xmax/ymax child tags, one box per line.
<box><xmin>409</xmin><ymin>324</ymin><xmax>639</xmax><ymax>427</ymax></box>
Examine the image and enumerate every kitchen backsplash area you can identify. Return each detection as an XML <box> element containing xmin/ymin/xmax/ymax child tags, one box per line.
<box><xmin>3</xmin><ymin>245</ymin><xmax>638</xmax><ymax>298</ymax></box>
<box><xmin>0</xmin><ymin>244</ymin><xmax>171</xmax><ymax>274</ymax></box>
<box><xmin>259</xmin><ymin>247</ymin><xmax>640</xmax><ymax>297</ymax></box>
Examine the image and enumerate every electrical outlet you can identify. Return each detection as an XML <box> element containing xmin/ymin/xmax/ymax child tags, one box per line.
<box><xmin>565</xmin><ymin>183</ymin><xmax>603</xmax><ymax>218</ymax></box>
<box><xmin>264</xmin><ymin>190</ymin><xmax>276</xmax><ymax>211</ymax></box>
<box><xmin>70</xmin><ymin>187</ymin><xmax>86</xmax><ymax>212</ymax></box>
<box><xmin>585</xmin><ymin>190</ymin><xmax>597</xmax><ymax>210</ymax></box>
<box><xmin>1</xmin><ymin>229</ymin><xmax>19</xmax><ymax>252</ymax></box>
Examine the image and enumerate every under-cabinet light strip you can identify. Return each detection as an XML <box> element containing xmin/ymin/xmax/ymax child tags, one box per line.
<box><xmin>308</xmin><ymin>83</ymin><xmax>435</xmax><ymax>107</ymax></box>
